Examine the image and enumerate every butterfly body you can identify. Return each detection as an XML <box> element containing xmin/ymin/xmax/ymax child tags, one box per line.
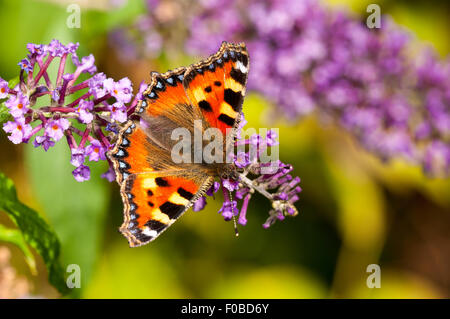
<box><xmin>108</xmin><ymin>42</ymin><xmax>249</xmax><ymax>247</ymax></box>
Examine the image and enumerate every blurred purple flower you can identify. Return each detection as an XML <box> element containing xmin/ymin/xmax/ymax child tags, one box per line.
<box><xmin>178</xmin><ymin>0</ymin><xmax>450</xmax><ymax>177</ymax></box>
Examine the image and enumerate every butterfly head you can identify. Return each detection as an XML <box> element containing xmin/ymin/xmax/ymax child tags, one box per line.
<box><xmin>218</xmin><ymin>163</ymin><xmax>240</xmax><ymax>181</ymax></box>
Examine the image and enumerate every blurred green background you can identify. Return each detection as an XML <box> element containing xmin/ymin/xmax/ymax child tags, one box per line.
<box><xmin>0</xmin><ymin>0</ymin><xmax>449</xmax><ymax>298</ymax></box>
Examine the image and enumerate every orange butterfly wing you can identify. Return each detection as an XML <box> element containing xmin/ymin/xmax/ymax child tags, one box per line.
<box><xmin>184</xmin><ymin>42</ymin><xmax>249</xmax><ymax>135</ymax></box>
<box><xmin>109</xmin><ymin>70</ymin><xmax>212</xmax><ymax>247</ymax></box>
<box><xmin>108</xmin><ymin>42</ymin><xmax>249</xmax><ymax>247</ymax></box>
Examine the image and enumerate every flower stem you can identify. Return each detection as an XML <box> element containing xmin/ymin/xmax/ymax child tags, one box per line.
<box><xmin>239</xmin><ymin>173</ymin><xmax>273</xmax><ymax>201</ymax></box>
<box><xmin>34</xmin><ymin>55</ymin><xmax>54</xmax><ymax>86</ymax></box>
<box><xmin>56</xmin><ymin>54</ymin><xmax>67</xmax><ymax>87</ymax></box>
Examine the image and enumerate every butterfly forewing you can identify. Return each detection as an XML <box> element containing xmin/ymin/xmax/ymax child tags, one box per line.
<box><xmin>183</xmin><ymin>42</ymin><xmax>249</xmax><ymax>135</ymax></box>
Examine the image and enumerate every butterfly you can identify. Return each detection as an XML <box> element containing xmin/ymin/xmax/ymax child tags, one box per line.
<box><xmin>107</xmin><ymin>42</ymin><xmax>249</xmax><ymax>247</ymax></box>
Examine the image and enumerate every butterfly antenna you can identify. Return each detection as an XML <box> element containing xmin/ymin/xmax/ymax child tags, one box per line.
<box><xmin>229</xmin><ymin>190</ymin><xmax>239</xmax><ymax>237</ymax></box>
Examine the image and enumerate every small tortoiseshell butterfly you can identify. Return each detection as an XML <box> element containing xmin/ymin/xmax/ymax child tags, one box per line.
<box><xmin>108</xmin><ymin>42</ymin><xmax>249</xmax><ymax>247</ymax></box>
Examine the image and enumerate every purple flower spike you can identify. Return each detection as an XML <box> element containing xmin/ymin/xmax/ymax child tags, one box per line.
<box><xmin>72</xmin><ymin>165</ymin><xmax>90</xmax><ymax>182</ymax></box>
<box><xmin>86</xmin><ymin>140</ymin><xmax>107</xmax><ymax>162</ymax></box>
<box><xmin>2</xmin><ymin>40</ymin><xmax>145</xmax><ymax>185</ymax></box>
<box><xmin>45</xmin><ymin>118</ymin><xmax>70</xmax><ymax>141</ymax></box>
<box><xmin>2</xmin><ymin>118</ymin><xmax>32</xmax><ymax>144</ymax></box>
<box><xmin>193</xmin><ymin>196</ymin><xmax>207</xmax><ymax>212</ymax></box>
<box><xmin>33</xmin><ymin>135</ymin><xmax>55</xmax><ymax>151</ymax></box>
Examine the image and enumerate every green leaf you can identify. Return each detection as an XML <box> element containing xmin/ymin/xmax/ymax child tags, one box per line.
<box><xmin>0</xmin><ymin>102</ymin><xmax>10</xmax><ymax>124</ymax></box>
<box><xmin>0</xmin><ymin>224</ymin><xmax>37</xmax><ymax>275</ymax></box>
<box><xmin>8</xmin><ymin>76</ymin><xmax>20</xmax><ymax>89</ymax></box>
<box><xmin>0</xmin><ymin>172</ymin><xmax>69</xmax><ymax>295</ymax></box>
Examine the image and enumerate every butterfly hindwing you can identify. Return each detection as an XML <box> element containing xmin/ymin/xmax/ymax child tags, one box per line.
<box><xmin>110</xmin><ymin>121</ymin><xmax>214</xmax><ymax>247</ymax></box>
<box><xmin>119</xmin><ymin>170</ymin><xmax>213</xmax><ymax>247</ymax></box>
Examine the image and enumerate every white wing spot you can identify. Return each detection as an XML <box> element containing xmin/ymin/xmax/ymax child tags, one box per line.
<box><xmin>236</xmin><ymin>61</ymin><xmax>248</xmax><ymax>74</ymax></box>
<box><xmin>142</xmin><ymin>227</ymin><xmax>158</xmax><ymax>238</ymax></box>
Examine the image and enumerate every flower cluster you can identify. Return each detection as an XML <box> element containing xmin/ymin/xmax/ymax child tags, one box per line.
<box><xmin>193</xmin><ymin>116</ymin><xmax>301</xmax><ymax>229</ymax></box>
<box><xmin>0</xmin><ymin>39</ymin><xmax>146</xmax><ymax>182</ymax></box>
<box><xmin>112</xmin><ymin>0</ymin><xmax>449</xmax><ymax>176</ymax></box>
